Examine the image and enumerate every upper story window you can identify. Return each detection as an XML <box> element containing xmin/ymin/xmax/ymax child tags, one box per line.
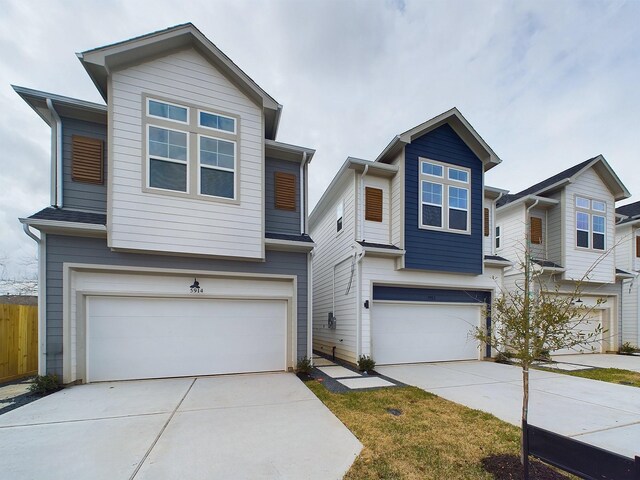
<box><xmin>420</xmin><ymin>159</ymin><xmax>470</xmax><ymax>234</ymax></box>
<box><xmin>144</xmin><ymin>96</ymin><xmax>238</xmax><ymax>201</ymax></box>
<box><xmin>575</xmin><ymin>195</ymin><xmax>606</xmax><ymax>250</ymax></box>
<box><xmin>336</xmin><ymin>201</ymin><xmax>344</xmax><ymax>233</ymax></box>
<box><xmin>495</xmin><ymin>225</ymin><xmax>501</xmax><ymax>249</ymax></box>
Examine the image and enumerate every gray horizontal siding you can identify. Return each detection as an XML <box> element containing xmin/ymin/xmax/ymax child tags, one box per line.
<box><xmin>45</xmin><ymin>234</ymin><xmax>308</xmax><ymax>377</ymax></box>
<box><xmin>61</xmin><ymin>117</ymin><xmax>107</xmax><ymax>212</ymax></box>
<box><xmin>265</xmin><ymin>157</ymin><xmax>300</xmax><ymax>235</ymax></box>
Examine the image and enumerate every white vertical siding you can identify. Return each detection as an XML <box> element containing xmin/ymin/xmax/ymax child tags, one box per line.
<box><xmin>564</xmin><ymin>168</ymin><xmax>615</xmax><ymax>283</ymax></box>
<box><xmin>496</xmin><ymin>204</ymin><xmax>527</xmax><ymax>267</ymax></box>
<box><xmin>621</xmin><ymin>279</ymin><xmax>639</xmax><ymax>345</ymax></box>
<box><xmin>311</xmin><ymin>171</ymin><xmax>359</xmax><ymax>362</ymax></box>
<box><xmin>546</xmin><ymin>192</ymin><xmax>563</xmax><ymax>266</ymax></box>
<box><xmin>362</xmin><ymin>175</ymin><xmax>391</xmax><ymax>245</ymax></box>
<box><xmin>109</xmin><ymin>48</ymin><xmax>264</xmax><ymax>258</ymax></box>
<box><xmin>390</xmin><ymin>152</ymin><xmax>404</xmax><ymax>248</ymax></box>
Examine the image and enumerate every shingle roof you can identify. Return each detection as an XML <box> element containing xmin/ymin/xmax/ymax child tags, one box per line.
<box><xmin>484</xmin><ymin>255</ymin><xmax>511</xmax><ymax>263</ymax></box>
<box><xmin>532</xmin><ymin>259</ymin><xmax>563</xmax><ymax>269</ymax></box>
<box><xmin>265</xmin><ymin>232</ymin><xmax>314</xmax><ymax>243</ymax></box>
<box><xmin>616</xmin><ymin>201</ymin><xmax>640</xmax><ymax>224</ymax></box>
<box><xmin>357</xmin><ymin>241</ymin><xmax>402</xmax><ymax>250</ymax></box>
<box><xmin>616</xmin><ymin>268</ymin><xmax>635</xmax><ymax>276</ymax></box>
<box><xmin>28</xmin><ymin>207</ymin><xmax>106</xmax><ymax>224</ymax></box>
<box><xmin>497</xmin><ymin>157</ymin><xmax>597</xmax><ymax>208</ymax></box>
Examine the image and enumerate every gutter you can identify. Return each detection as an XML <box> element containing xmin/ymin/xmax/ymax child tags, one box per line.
<box><xmin>45</xmin><ymin>98</ymin><xmax>63</xmax><ymax>208</ymax></box>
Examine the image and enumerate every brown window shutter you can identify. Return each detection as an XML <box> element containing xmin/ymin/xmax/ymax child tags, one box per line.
<box><xmin>72</xmin><ymin>135</ymin><xmax>104</xmax><ymax>184</ymax></box>
<box><xmin>530</xmin><ymin>217</ymin><xmax>543</xmax><ymax>244</ymax></box>
<box><xmin>484</xmin><ymin>208</ymin><xmax>490</xmax><ymax>237</ymax></box>
<box><xmin>274</xmin><ymin>172</ymin><xmax>296</xmax><ymax>211</ymax></box>
<box><xmin>365</xmin><ymin>187</ymin><xmax>383</xmax><ymax>222</ymax></box>
<box><xmin>636</xmin><ymin>236</ymin><xmax>640</xmax><ymax>258</ymax></box>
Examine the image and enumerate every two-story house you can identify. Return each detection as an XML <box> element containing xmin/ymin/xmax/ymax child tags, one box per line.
<box><xmin>16</xmin><ymin>24</ymin><xmax>315</xmax><ymax>384</ymax></box>
<box><xmin>495</xmin><ymin>156</ymin><xmax>631</xmax><ymax>354</ymax></box>
<box><xmin>615</xmin><ymin>201</ymin><xmax>640</xmax><ymax>347</ymax></box>
<box><xmin>310</xmin><ymin>108</ymin><xmax>511</xmax><ymax>365</ymax></box>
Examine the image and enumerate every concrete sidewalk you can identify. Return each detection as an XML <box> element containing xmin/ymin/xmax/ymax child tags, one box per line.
<box><xmin>378</xmin><ymin>361</ymin><xmax>640</xmax><ymax>459</ymax></box>
<box><xmin>0</xmin><ymin>373</ymin><xmax>361</xmax><ymax>480</ymax></box>
<box><xmin>552</xmin><ymin>353</ymin><xmax>640</xmax><ymax>372</ymax></box>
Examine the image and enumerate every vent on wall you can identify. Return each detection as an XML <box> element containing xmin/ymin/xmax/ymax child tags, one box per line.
<box><xmin>72</xmin><ymin>135</ymin><xmax>104</xmax><ymax>184</ymax></box>
<box><xmin>365</xmin><ymin>187</ymin><xmax>383</xmax><ymax>222</ymax></box>
<box><xmin>274</xmin><ymin>171</ymin><xmax>296</xmax><ymax>211</ymax></box>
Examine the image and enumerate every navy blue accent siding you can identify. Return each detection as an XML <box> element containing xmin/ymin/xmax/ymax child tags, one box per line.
<box><xmin>265</xmin><ymin>157</ymin><xmax>300</xmax><ymax>235</ymax></box>
<box><xmin>61</xmin><ymin>117</ymin><xmax>107</xmax><ymax>212</ymax></box>
<box><xmin>373</xmin><ymin>286</ymin><xmax>490</xmax><ymax>304</ymax></box>
<box><xmin>404</xmin><ymin>124</ymin><xmax>483</xmax><ymax>273</ymax></box>
<box><xmin>45</xmin><ymin>235</ymin><xmax>308</xmax><ymax>377</ymax></box>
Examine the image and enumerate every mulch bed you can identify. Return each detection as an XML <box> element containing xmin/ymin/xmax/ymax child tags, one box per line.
<box><xmin>482</xmin><ymin>454</ymin><xmax>571</xmax><ymax>480</ymax></box>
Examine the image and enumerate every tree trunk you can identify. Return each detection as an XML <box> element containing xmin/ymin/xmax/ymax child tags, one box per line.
<box><xmin>522</xmin><ymin>366</ymin><xmax>530</xmax><ymax>479</ymax></box>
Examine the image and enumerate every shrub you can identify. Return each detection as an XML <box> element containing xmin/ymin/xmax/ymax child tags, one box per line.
<box><xmin>494</xmin><ymin>351</ymin><xmax>514</xmax><ymax>364</ymax></box>
<box><xmin>535</xmin><ymin>349</ymin><xmax>552</xmax><ymax>362</ymax></box>
<box><xmin>357</xmin><ymin>355</ymin><xmax>376</xmax><ymax>373</ymax></box>
<box><xmin>296</xmin><ymin>356</ymin><xmax>312</xmax><ymax>374</ymax></box>
<box><xmin>620</xmin><ymin>342</ymin><xmax>638</xmax><ymax>355</ymax></box>
<box><xmin>29</xmin><ymin>374</ymin><xmax>60</xmax><ymax>394</ymax></box>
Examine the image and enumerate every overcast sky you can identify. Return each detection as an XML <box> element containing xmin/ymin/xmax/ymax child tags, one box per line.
<box><xmin>1</xmin><ymin>0</ymin><xmax>639</xmax><ymax>279</ymax></box>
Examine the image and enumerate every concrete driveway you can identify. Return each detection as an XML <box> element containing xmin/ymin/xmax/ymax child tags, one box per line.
<box><xmin>378</xmin><ymin>361</ymin><xmax>640</xmax><ymax>459</ymax></box>
<box><xmin>0</xmin><ymin>373</ymin><xmax>361</xmax><ymax>480</ymax></box>
<box><xmin>552</xmin><ymin>353</ymin><xmax>640</xmax><ymax>372</ymax></box>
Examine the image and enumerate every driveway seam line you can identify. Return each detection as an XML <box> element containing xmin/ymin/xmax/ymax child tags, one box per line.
<box><xmin>130</xmin><ymin>377</ymin><xmax>197</xmax><ymax>480</ymax></box>
<box><xmin>569</xmin><ymin>419</ymin><xmax>640</xmax><ymax>438</ymax></box>
<box><xmin>0</xmin><ymin>411</ymin><xmax>169</xmax><ymax>429</ymax></box>
<box><xmin>178</xmin><ymin>398</ymin><xmax>316</xmax><ymax>414</ymax></box>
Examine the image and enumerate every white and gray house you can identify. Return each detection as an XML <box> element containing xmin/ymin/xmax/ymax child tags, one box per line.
<box><xmin>16</xmin><ymin>24</ymin><xmax>315</xmax><ymax>384</ymax></box>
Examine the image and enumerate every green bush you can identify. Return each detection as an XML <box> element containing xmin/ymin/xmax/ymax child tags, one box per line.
<box><xmin>29</xmin><ymin>374</ymin><xmax>61</xmax><ymax>394</ymax></box>
<box><xmin>535</xmin><ymin>349</ymin><xmax>552</xmax><ymax>362</ymax></box>
<box><xmin>494</xmin><ymin>351</ymin><xmax>514</xmax><ymax>364</ymax></box>
<box><xmin>620</xmin><ymin>342</ymin><xmax>638</xmax><ymax>355</ymax></box>
<box><xmin>357</xmin><ymin>355</ymin><xmax>376</xmax><ymax>373</ymax></box>
<box><xmin>296</xmin><ymin>356</ymin><xmax>312</xmax><ymax>374</ymax></box>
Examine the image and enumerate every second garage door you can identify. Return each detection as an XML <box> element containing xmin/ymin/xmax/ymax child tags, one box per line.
<box><xmin>372</xmin><ymin>302</ymin><xmax>482</xmax><ymax>365</ymax></box>
<box><xmin>86</xmin><ymin>296</ymin><xmax>288</xmax><ymax>382</ymax></box>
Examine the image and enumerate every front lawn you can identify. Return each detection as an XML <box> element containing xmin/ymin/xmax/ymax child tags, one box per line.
<box><xmin>539</xmin><ymin>367</ymin><xmax>640</xmax><ymax>388</ymax></box>
<box><xmin>305</xmin><ymin>380</ymin><xmax>569</xmax><ymax>479</ymax></box>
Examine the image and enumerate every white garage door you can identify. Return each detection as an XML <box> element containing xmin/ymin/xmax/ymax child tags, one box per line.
<box><xmin>86</xmin><ymin>296</ymin><xmax>287</xmax><ymax>382</ymax></box>
<box><xmin>552</xmin><ymin>311</ymin><xmax>602</xmax><ymax>355</ymax></box>
<box><xmin>372</xmin><ymin>302</ymin><xmax>481</xmax><ymax>364</ymax></box>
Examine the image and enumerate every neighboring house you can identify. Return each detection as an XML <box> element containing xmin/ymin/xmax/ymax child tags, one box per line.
<box><xmin>495</xmin><ymin>156</ymin><xmax>632</xmax><ymax>354</ymax></box>
<box><xmin>614</xmin><ymin>200</ymin><xmax>640</xmax><ymax>347</ymax></box>
<box><xmin>309</xmin><ymin>108</ymin><xmax>511</xmax><ymax>365</ymax></box>
<box><xmin>16</xmin><ymin>24</ymin><xmax>315</xmax><ymax>384</ymax></box>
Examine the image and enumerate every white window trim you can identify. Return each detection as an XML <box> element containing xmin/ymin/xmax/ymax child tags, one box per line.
<box><xmin>419</xmin><ymin>159</ymin><xmax>471</xmax><ymax>234</ymax></box>
<box><xmin>575</xmin><ymin>195</ymin><xmax>607</xmax><ymax>251</ymax></box>
<box><xmin>146</xmin><ymin>124</ymin><xmax>190</xmax><ymax>193</ymax></box>
<box><xmin>336</xmin><ymin>200</ymin><xmax>344</xmax><ymax>234</ymax></box>
<box><xmin>146</xmin><ymin>98</ymin><xmax>189</xmax><ymax>125</ymax></box>
<box><xmin>197</xmin><ymin>134</ymin><xmax>237</xmax><ymax>200</ymax></box>
<box><xmin>198</xmin><ymin>109</ymin><xmax>237</xmax><ymax>135</ymax></box>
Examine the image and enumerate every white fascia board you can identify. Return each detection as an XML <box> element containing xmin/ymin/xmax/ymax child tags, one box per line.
<box><xmin>497</xmin><ymin>195</ymin><xmax>560</xmax><ymax>213</ymax></box>
<box><xmin>361</xmin><ymin>246</ymin><xmax>405</xmax><ymax>257</ymax></box>
<box><xmin>485</xmin><ymin>185</ymin><xmax>509</xmax><ymax>199</ymax></box>
<box><xmin>484</xmin><ymin>259</ymin><xmax>513</xmax><ymax>268</ymax></box>
<box><xmin>20</xmin><ymin>218</ymin><xmax>107</xmax><ymax>236</ymax></box>
<box><xmin>264</xmin><ymin>238</ymin><xmax>315</xmax><ymax>251</ymax></box>
<box><xmin>265</xmin><ymin>139</ymin><xmax>316</xmax><ymax>163</ymax></box>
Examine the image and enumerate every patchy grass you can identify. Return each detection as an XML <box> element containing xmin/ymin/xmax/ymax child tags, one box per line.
<box><xmin>538</xmin><ymin>367</ymin><xmax>640</xmax><ymax>388</ymax></box>
<box><xmin>306</xmin><ymin>380</ymin><xmax>530</xmax><ymax>479</ymax></box>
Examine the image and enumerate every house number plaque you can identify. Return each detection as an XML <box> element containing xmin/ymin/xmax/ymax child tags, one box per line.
<box><xmin>190</xmin><ymin>278</ymin><xmax>204</xmax><ymax>294</ymax></box>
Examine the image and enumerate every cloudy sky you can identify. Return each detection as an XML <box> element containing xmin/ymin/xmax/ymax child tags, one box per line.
<box><xmin>1</xmin><ymin>0</ymin><xmax>639</xmax><ymax>279</ymax></box>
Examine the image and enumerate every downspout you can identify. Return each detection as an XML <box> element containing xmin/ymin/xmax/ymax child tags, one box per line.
<box><xmin>356</xmin><ymin>246</ymin><xmax>366</xmax><ymax>359</ymax></box>
<box><xmin>23</xmin><ymin>223</ymin><xmax>46</xmax><ymax>375</ymax></box>
<box><xmin>46</xmin><ymin>98</ymin><xmax>63</xmax><ymax>208</ymax></box>
<box><xmin>526</xmin><ymin>199</ymin><xmax>540</xmax><ymax>274</ymax></box>
<box><xmin>307</xmin><ymin>249</ymin><xmax>313</xmax><ymax>362</ymax></box>
<box><xmin>359</xmin><ymin>165</ymin><xmax>369</xmax><ymax>241</ymax></box>
<box><xmin>300</xmin><ymin>152</ymin><xmax>308</xmax><ymax>234</ymax></box>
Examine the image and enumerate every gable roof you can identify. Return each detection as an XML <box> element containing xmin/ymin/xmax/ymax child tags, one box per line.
<box><xmin>616</xmin><ymin>200</ymin><xmax>640</xmax><ymax>225</ymax></box>
<box><xmin>376</xmin><ymin>107</ymin><xmax>501</xmax><ymax>171</ymax></box>
<box><xmin>77</xmin><ymin>23</ymin><xmax>282</xmax><ymax>139</ymax></box>
<box><xmin>497</xmin><ymin>155</ymin><xmax>630</xmax><ymax>208</ymax></box>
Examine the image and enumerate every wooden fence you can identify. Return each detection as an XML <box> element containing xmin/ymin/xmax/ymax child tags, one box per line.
<box><xmin>0</xmin><ymin>304</ymin><xmax>38</xmax><ymax>383</ymax></box>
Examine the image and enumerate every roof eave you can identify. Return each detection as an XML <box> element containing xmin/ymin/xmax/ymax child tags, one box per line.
<box><xmin>20</xmin><ymin>217</ymin><xmax>107</xmax><ymax>237</ymax></box>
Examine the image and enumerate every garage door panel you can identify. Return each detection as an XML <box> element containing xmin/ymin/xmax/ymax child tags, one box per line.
<box><xmin>372</xmin><ymin>303</ymin><xmax>481</xmax><ymax>365</ymax></box>
<box><xmin>552</xmin><ymin>312</ymin><xmax>602</xmax><ymax>355</ymax></box>
<box><xmin>87</xmin><ymin>297</ymin><xmax>287</xmax><ymax>382</ymax></box>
